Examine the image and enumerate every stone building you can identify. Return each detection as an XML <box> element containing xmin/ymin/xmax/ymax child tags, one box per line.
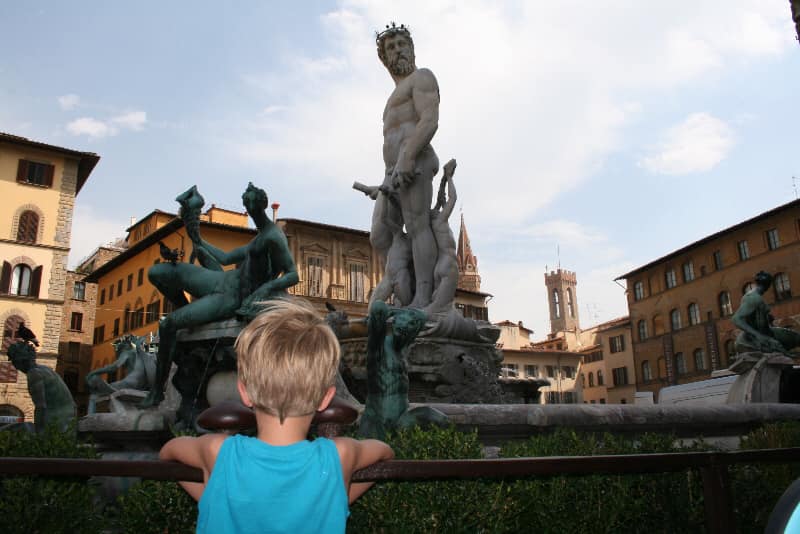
<box><xmin>578</xmin><ymin>316</ymin><xmax>636</xmax><ymax>405</ymax></box>
<box><xmin>616</xmin><ymin>198</ymin><xmax>800</xmax><ymax>401</ymax></box>
<box><xmin>0</xmin><ymin>132</ymin><xmax>99</xmax><ymax>421</ymax></box>
<box><xmin>56</xmin><ymin>245</ymin><xmax>123</xmax><ymax>413</ymax></box>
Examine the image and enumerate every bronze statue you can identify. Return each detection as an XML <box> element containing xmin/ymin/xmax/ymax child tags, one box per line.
<box><xmin>85</xmin><ymin>334</ymin><xmax>156</xmax><ymax>414</ymax></box>
<box><xmin>7</xmin><ymin>341</ymin><xmax>75</xmax><ymax>432</ymax></box>
<box><xmin>141</xmin><ymin>183</ymin><xmax>298</xmax><ymax>407</ymax></box>
<box><xmin>358</xmin><ymin>301</ymin><xmax>448</xmax><ymax>439</ymax></box>
<box><xmin>732</xmin><ymin>271</ymin><xmax>800</xmax><ymax>356</ymax></box>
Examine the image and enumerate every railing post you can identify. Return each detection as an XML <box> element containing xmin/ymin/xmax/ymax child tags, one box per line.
<box><xmin>701</xmin><ymin>458</ymin><xmax>734</xmax><ymax>534</ymax></box>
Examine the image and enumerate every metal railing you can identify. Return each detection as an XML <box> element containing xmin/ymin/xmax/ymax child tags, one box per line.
<box><xmin>2</xmin><ymin>447</ymin><xmax>798</xmax><ymax>533</ymax></box>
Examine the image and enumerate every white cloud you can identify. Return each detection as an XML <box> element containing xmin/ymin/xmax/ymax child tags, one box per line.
<box><xmin>57</xmin><ymin>94</ymin><xmax>80</xmax><ymax>110</ymax></box>
<box><xmin>65</xmin><ymin>110</ymin><xmax>147</xmax><ymax>138</ymax></box>
<box><xmin>66</xmin><ymin>117</ymin><xmax>117</xmax><ymax>138</ymax></box>
<box><xmin>640</xmin><ymin>112</ymin><xmax>735</xmax><ymax>175</ymax></box>
<box><xmin>111</xmin><ymin>111</ymin><xmax>147</xmax><ymax>131</ymax></box>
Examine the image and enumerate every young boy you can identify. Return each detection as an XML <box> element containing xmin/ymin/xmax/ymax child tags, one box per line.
<box><xmin>160</xmin><ymin>298</ymin><xmax>394</xmax><ymax>533</ymax></box>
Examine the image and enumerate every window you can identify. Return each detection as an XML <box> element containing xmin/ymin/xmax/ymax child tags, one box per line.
<box><xmin>775</xmin><ymin>272</ymin><xmax>791</xmax><ymax>301</ymax></box>
<box><xmin>524</xmin><ymin>365</ymin><xmax>539</xmax><ymax>378</ymax></box>
<box><xmin>712</xmin><ymin>250</ymin><xmax>723</xmax><ymax>271</ymax></box>
<box><xmin>693</xmin><ymin>348</ymin><xmax>706</xmax><ymax>371</ymax></box>
<box><xmin>599</xmin><ymin>399</ymin><xmax>606</xmax><ymax>404</ymax></box>
<box><xmin>17</xmin><ymin>210</ymin><xmax>39</xmax><ymax>243</ymax></box>
<box><xmin>688</xmin><ymin>303</ymin><xmax>700</xmax><ymax>326</ymax></box>
<box><xmin>306</xmin><ymin>257</ymin><xmax>324</xmax><ymax>297</ymax></box>
<box><xmin>72</xmin><ymin>281</ymin><xmax>86</xmax><ymax>300</ymax></box>
<box><xmin>99</xmin><ymin>288</ymin><xmax>106</xmax><ymax>305</ymax></box>
<box><xmin>682</xmin><ymin>261</ymin><xmax>694</xmax><ymax>283</ymax></box>
<box><xmin>348</xmin><ymin>263</ymin><xmax>366</xmax><ymax>303</ymax></box>
<box><xmin>766</xmin><ymin>228</ymin><xmax>780</xmax><ymax>250</ymax></box>
<box><xmin>127</xmin><ymin>274</ymin><xmax>133</xmax><ymax>292</ymax></box>
<box><xmin>637</xmin><ymin>320</ymin><xmax>648</xmax><ymax>341</ymax></box>
<box><xmin>563</xmin><ymin>366</ymin><xmax>576</xmax><ymax>379</ymax></box>
<box><xmin>719</xmin><ymin>291</ymin><xmax>732</xmax><ymax>316</ymax></box>
<box><xmin>108</xmin><ymin>284</ymin><xmax>114</xmax><ymax>301</ymax></box>
<box><xmin>9</xmin><ymin>264</ymin><xmax>32</xmax><ymax>296</ymax></box>
<box><xmin>588</xmin><ymin>372</ymin><xmax>594</xmax><ymax>387</ymax></box>
<box><xmin>566</xmin><ymin>288</ymin><xmax>574</xmax><ymax>318</ymax></box>
<box><xmin>675</xmin><ymin>352</ymin><xmax>687</xmax><ymax>375</ymax></box>
<box><xmin>742</xmin><ymin>282</ymin><xmax>755</xmax><ymax>295</ymax></box>
<box><xmin>585</xmin><ymin>351</ymin><xmax>603</xmax><ymax>363</ymax></box>
<box><xmin>633</xmin><ymin>281</ymin><xmax>644</xmax><ymax>301</ymax></box>
<box><xmin>137</xmin><ymin>268</ymin><xmax>144</xmax><ymax>286</ymax></box>
<box><xmin>2</xmin><ymin>315</ymin><xmax>24</xmax><ymax>353</ymax></box>
<box><xmin>16</xmin><ymin>160</ymin><xmax>54</xmax><ymax>187</ymax></box>
<box><xmin>581</xmin><ymin>373</ymin><xmax>586</xmax><ymax>387</ymax></box>
<box><xmin>123</xmin><ymin>306</ymin><xmax>131</xmax><ymax>333</ymax></box>
<box><xmin>130</xmin><ymin>308</ymin><xmax>144</xmax><ymax>330</ymax></box>
<box><xmin>112</xmin><ymin>318</ymin><xmax>120</xmax><ymax>338</ymax></box>
<box><xmin>146</xmin><ymin>301</ymin><xmax>160</xmax><ymax>323</ymax></box>
<box><xmin>609</xmin><ymin>334</ymin><xmax>625</xmax><ymax>353</ymax></box>
<box><xmin>69</xmin><ymin>312</ymin><xmax>83</xmax><ymax>332</ymax></box>
<box><xmin>546</xmin><ymin>365</ymin><xmax>555</xmax><ymax>378</ymax></box>
<box><xmin>670</xmin><ymin>309</ymin><xmax>682</xmax><ymax>331</ymax></box>
<box><xmin>612</xmin><ymin>366</ymin><xmax>629</xmax><ymax>386</ymax></box>
<box><xmin>665</xmin><ymin>269</ymin><xmax>677</xmax><ymax>289</ymax></box>
<box><xmin>93</xmin><ymin>325</ymin><xmax>105</xmax><ymax>345</ymax></box>
<box><xmin>501</xmin><ymin>363</ymin><xmax>518</xmax><ymax>378</ymax></box>
<box><xmin>642</xmin><ymin>360</ymin><xmax>653</xmax><ymax>382</ymax></box>
<box><xmin>117</xmin><ymin>279</ymin><xmax>123</xmax><ymax>295</ymax></box>
<box><xmin>597</xmin><ymin>370</ymin><xmax>604</xmax><ymax>386</ymax></box>
<box><xmin>737</xmin><ymin>240</ymin><xmax>750</xmax><ymax>261</ymax></box>
<box><xmin>553</xmin><ymin>289</ymin><xmax>561</xmax><ymax>318</ymax></box>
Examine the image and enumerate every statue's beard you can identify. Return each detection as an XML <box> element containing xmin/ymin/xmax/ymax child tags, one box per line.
<box><xmin>388</xmin><ymin>52</ymin><xmax>416</xmax><ymax>76</ymax></box>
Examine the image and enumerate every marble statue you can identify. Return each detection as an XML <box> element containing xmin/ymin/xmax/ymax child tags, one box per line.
<box><xmin>732</xmin><ymin>271</ymin><xmax>800</xmax><ymax>356</ymax></box>
<box><xmin>7</xmin><ymin>341</ymin><xmax>76</xmax><ymax>432</ymax></box>
<box><xmin>358</xmin><ymin>301</ymin><xmax>448</xmax><ymax>439</ymax></box>
<box><xmin>367</xmin><ymin>23</ymin><xmax>441</xmax><ymax>310</ymax></box>
<box><xmin>85</xmin><ymin>334</ymin><xmax>156</xmax><ymax>414</ymax></box>
<box><xmin>141</xmin><ymin>183</ymin><xmax>298</xmax><ymax>408</ymax></box>
<box><xmin>425</xmin><ymin>158</ymin><xmax>459</xmax><ymax>315</ymax></box>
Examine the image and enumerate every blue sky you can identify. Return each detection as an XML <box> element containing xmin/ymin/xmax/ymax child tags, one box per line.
<box><xmin>2</xmin><ymin>1</ymin><xmax>798</xmax><ymax>337</ymax></box>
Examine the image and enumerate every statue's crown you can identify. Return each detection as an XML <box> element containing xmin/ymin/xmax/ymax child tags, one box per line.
<box><xmin>375</xmin><ymin>22</ymin><xmax>411</xmax><ymax>44</ymax></box>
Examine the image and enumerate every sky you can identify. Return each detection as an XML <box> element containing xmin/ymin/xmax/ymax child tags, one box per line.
<box><xmin>2</xmin><ymin>1</ymin><xmax>798</xmax><ymax>339</ymax></box>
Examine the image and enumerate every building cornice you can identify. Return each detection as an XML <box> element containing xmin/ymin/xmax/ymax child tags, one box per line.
<box><xmin>0</xmin><ymin>238</ymin><xmax>70</xmax><ymax>252</ymax></box>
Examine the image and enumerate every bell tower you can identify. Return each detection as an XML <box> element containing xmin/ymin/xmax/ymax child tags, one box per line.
<box><xmin>544</xmin><ymin>268</ymin><xmax>579</xmax><ymax>334</ymax></box>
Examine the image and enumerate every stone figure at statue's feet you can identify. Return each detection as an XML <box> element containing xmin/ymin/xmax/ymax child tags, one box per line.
<box><xmin>425</xmin><ymin>158</ymin><xmax>459</xmax><ymax>315</ymax></box>
<box><xmin>140</xmin><ymin>183</ymin><xmax>298</xmax><ymax>408</ymax></box>
<box><xmin>86</xmin><ymin>334</ymin><xmax>156</xmax><ymax>414</ymax></box>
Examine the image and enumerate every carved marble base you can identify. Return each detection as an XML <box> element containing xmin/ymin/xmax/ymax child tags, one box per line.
<box><xmin>727</xmin><ymin>351</ymin><xmax>797</xmax><ymax>404</ymax></box>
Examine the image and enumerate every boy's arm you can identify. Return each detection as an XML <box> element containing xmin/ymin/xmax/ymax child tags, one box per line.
<box><xmin>160</xmin><ymin>434</ymin><xmax>227</xmax><ymax>501</ymax></box>
<box><xmin>334</xmin><ymin>437</ymin><xmax>394</xmax><ymax>504</ymax></box>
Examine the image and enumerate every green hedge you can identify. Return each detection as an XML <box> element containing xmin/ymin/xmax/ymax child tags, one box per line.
<box><xmin>1</xmin><ymin>422</ymin><xmax>798</xmax><ymax>532</ymax></box>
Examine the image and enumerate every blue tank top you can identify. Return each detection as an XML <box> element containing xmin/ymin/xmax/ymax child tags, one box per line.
<box><xmin>197</xmin><ymin>435</ymin><xmax>349</xmax><ymax>533</ymax></box>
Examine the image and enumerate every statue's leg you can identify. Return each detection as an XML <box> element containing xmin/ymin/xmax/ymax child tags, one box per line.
<box><xmin>398</xmin><ymin>169</ymin><xmax>436</xmax><ymax>309</ymax></box>
<box><xmin>140</xmin><ymin>290</ymin><xmax>236</xmax><ymax>408</ymax></box>
<box><xmin>370</xmin><ymin>194</ymin><xmax>394</xmax><ymax>263</ymax></box>
<box><xmin>148</xmin><ymin>262</ymin><xmax>221</xmax><ymax>307</ymax></box>
<box><xmin>771</xmin><ymin>327</ymin><xmax>800</xmax><ymax>352</ymax></box>
<box><xmin>397</xmin><ymin>406</ymin><xmax>449</xmax><ymax>430</ymax></box>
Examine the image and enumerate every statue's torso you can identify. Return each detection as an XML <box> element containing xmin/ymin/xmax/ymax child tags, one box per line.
<box><xmin>382</xmin><ymin>70</ymin><xmax>436</xmax><ymax>168</ymax></box>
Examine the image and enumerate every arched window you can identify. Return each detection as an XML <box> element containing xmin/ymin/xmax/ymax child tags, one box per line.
<box><xmin>670</xmin><ymin>309</ymin><xmax>682</xmax><ymax>331</ymax></box>
<box><xmin>637</xmin><ymin>320</ymin><xmax>648</xmax><ymax>341</ymax></box>
<box><xmin>742</xmin><ymin>282</ymin><xmax>755</xmax><ymax>295</ymax></box>
<box><xmin>675</xmin><ymin>352</ymin><xmax>687</xmax><ymax>375</ymax></box>
<box><xmin>566</xmin><ymin>288</ymin><xmax>574</xmax><ymax>318</ymax></box>
<box><xmin>10</xmin><ymin>265</ymin><xmax>32</xmax><ymax>296</ymax></box>
<box><xmin>775</xmin><ymin>272</ymin><xmax>792</xmax><ymax>301</ymax></box>
<box><xmin>588</xmin><ymin>372</ymin><xmax>594</xmax><ymax>387</ymax></box>
<box><xmin>688</xmin><ymin>303</ymin><xmax>700</xmax><ymax>326</ymax></box>
<box><xmin>16</xmin><ymin>210</ymin><xmax>39</xmax><ymax>243</ymax></box>
<box><xmin>641</xmin><ymin>360</ymin><xmax>652</xmax><ymax>382</ymax></box>
<box><xmin>553</xmin><ymin>289</ymin><xmax>561</xmax><ymax>318</ymax></box>
<box><xmin>693</xmin><ymin>348</ymin><xmax>706</xmax><ymax>371</ymax></box>
<box><xmin>0</xmin><ymin>404</ymin><xmax>24</xmax><ymax>418</ymax></box>
<box><xmin>597</xmin><ymin>370</ymin><xmax>604</xmax><ymax>386</ymax></box>
<box><xmin>2</xmin><ymin>315</ymin><xmax>25</xmax><ymax>353</ymax></box>
<box><xmin>718</xmin><ymin>291</ymin><xmax>732</xmax><ymax>316</ymax></box>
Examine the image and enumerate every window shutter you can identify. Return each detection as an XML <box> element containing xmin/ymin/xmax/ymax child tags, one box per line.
<box><xmin>44</xmin><ymin>164</ymin><xmax>54</xmax><ymax>187</ymax></box>
<box><xmin>30</xmin><ymin>266</ymin><xmax>43</xmax><ymax>298</ymax></box>
<box><xmin>0</xmin><ymin>262</ymin><xmax>11</xmax><ymax>293</ymax></box>
<box><xmin>16</xmin><ymin>160</ymin><xmax>28</xmax><ymax>183</ymax></box>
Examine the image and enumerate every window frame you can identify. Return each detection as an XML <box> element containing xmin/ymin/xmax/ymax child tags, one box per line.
<box><xmin>766</xmin><ymin>228</ymin><xmax>780</xmax><ymax>251</ymax></box>
<box><xmin>633</xmin><ymin>281</ymin><xmax>644</xmax><ymax>301</ymax></box>
<box><xmin>737</xmin><ymin>240</ymin><xmax>750</xmax><ymax>261</ymax></box>
<box><xmin>719</xmin><ymin>291</ymin><xmax>733</xmax><ymax>316</ymax></box>
<box><xmin>774</xmin><ymin>272</ymin><xmax>791</xmax><ymax>301</ymax></box>
<box><xmin>665</xmin><ymin>269</ymin><xmax>677</xmax><ymax>289</ymax></box>
<box><xmin>688</xmin><ymin>303</ymin><xmax>701</xmax><ymax>326</ymax></box>
<box><xmin>670</xmin><ymin>308</ymin><xmax>682</xmax><ymax>331</ymax></box>
<box><xmin>682</xmin><ymin>261</ymin><xmax>694</xmax><ymax>283</ymax></box>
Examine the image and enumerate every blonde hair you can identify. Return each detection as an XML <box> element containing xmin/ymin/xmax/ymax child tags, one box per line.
<box><xmin>235</xmin><ymin>298</ymin><xmax>340</xmax><ymax>422</ymax></box>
